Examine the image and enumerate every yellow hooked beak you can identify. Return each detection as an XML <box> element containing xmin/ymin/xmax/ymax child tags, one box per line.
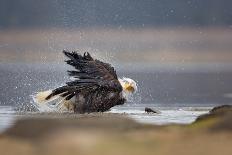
<box><xmin>124</xmin><ymin>83</ymin><xmax>135</xmax><ymax>93</ymax></box>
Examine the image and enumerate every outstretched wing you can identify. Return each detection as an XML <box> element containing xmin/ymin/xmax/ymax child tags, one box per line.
<box><xmin>46</xmin><ymin>50</ymin><xmax>122</xmax><ymax>101</ymax></box>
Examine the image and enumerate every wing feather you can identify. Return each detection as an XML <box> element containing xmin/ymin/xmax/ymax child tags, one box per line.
<box><xmin>47</xmin><ymin>50</ymin><xmax>122</xmax><ymax>101</ymax></box>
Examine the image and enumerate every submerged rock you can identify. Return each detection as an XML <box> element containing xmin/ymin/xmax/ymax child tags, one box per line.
<box><xmin>145</xmin><ymin>107</ymin><xmax>161</xmax><ymax>114</ymax></box>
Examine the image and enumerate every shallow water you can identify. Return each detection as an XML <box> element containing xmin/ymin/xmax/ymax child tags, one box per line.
<box><xmin>0</xmin><ymin>104</ymin><xmax>210</xmax><ymax>132</ymax></box>
<box><xmin>111</xmin><ymin>104</ymin><xmax>210</xmax><ymax>125</ymax></box>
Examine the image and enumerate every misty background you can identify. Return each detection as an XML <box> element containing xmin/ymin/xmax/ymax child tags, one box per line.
<box><xmin>0</xmin><ymin>0</ymin><xmax>232</xmax><ymax>107</ymax></box>
<box><xmin>1</xmin><ymin>0</ymin><xmax>232</xmax><ymax>28</ymax></box>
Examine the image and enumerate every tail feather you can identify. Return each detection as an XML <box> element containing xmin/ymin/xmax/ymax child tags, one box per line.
<box><xmin>34</xmin><ymin>90</ymin><xmax>56</xmax><ymax>104</ymax></box>
<box><xmin>33</xmin><ymin>89</ymin><xmax>75</xmax><ymax>112</ymax></box>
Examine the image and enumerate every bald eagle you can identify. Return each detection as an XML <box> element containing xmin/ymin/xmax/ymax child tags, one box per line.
<box><xmin>34</xmin><ymin>50</ymin><xmax>137</xmax><ymax>113</ymax></box>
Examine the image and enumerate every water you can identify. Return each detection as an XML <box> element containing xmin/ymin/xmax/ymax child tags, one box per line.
<box><xmin>0</xmin><ymin>62</ymin><xmax>232</xmax><ymax>132</ymax></box>
<box><xmin>0</xmin><ymin>106</ymin><xmax>16</xmax><ymax>132</ymax></box>
<box><xmin>111</xmin><ymin>104</ymin><xmax>210</xmax><ymax>125</ymax></box>
<box><xmin>1</xmin><ymin>62</ymin><xmax>232</xmax><ymax>106</ymax></box>
<box><xmin>0</xmin><ymin>104</ymin><xmax>210</xmax><ymax>132</ymax></box>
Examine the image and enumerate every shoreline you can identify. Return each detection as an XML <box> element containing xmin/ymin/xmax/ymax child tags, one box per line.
<box><xmin>0</xmin><ymin>105</ymin><xmax>231</xmax><ymax>155</ymax></box>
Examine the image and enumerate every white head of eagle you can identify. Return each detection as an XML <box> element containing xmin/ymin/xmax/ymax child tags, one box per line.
<box><xmin>34</xmin><ymin>50</ymin><xmax>138</xmax><ymax>113</ymax></box>
<box><xmin>119</xmin><ymin>77</ymin><xmax>137</xmax><ymax>94</ymax></box>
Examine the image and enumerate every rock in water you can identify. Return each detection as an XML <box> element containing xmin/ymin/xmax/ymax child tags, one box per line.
<box><xmin>196</xmin><ymin>105</ymin><xmax>232</xmax><ymax>122</ymax></box>
<box><xmin>210</xmin><ymin>105</ymin><xmax>232</xmax><ymax>114</ymax></box>
<box><xmin>194</xmin><ymin>105</ymin><xmax>232</xmax><ymax>132</ymax></box>
<box><xmin>145</xmin><ymin>107</ymin><xmax>161</xmax><ymax>114</ymax></box>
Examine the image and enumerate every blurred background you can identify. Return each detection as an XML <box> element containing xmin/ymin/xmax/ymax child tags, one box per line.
<box><xmin>1</xmin><ymin>0</ymin><xmax>232</xmax><ymax>107</ymax></box>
